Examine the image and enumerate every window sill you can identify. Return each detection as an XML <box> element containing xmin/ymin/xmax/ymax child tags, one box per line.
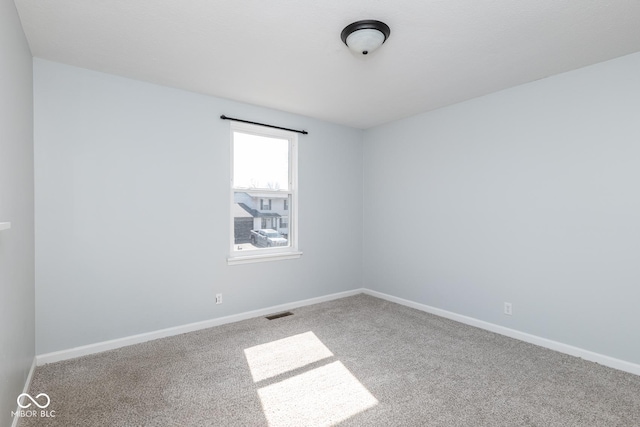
<box><xmin>227</xmin><ymin>251</ymin><xmax>303</xmax><ymax>266</ymax></box>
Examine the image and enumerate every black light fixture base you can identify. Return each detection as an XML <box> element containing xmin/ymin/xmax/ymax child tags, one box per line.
<box><xmin>340</xmin><ymin>20</ymin><xmax>391</xmax><ymax>46</ymax></box>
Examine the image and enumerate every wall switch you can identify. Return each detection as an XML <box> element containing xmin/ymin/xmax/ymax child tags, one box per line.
<box><xmin>216</xmin><ymin>294</ymin><xmax>223</xmax><ymax>304</ymax></box>
<box><xmin>504</xmin><ymin>302</ymin><xmax>512</xmax><ymax>316</ymax></box>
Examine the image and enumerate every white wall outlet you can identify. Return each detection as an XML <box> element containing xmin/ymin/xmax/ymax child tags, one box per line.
<box><xmin>504</xmin><ymin>302</ymin><xmax>512</xmax><ymax>316</ymax></box>
<box><xmin>216</xmin><ymin>294</ymin><xmax>223</xmax><ymax>304</ymax></box>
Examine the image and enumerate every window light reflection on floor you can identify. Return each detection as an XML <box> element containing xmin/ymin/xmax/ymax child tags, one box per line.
<box><xmin>244</xmin><ymin>331</ymin><xmax>334</xmax><ymax>382</ymax></box>
<box><xmin>244</xmin><ymin>331</ymin><xmax>378</xmax><ymax>427</ymax></box>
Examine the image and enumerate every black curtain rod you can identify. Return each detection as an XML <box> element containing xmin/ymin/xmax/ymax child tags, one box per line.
<box><xmin>220</xmin><ymin>115</ymin><xmax>308</xmax><ymax>135</ymax></box>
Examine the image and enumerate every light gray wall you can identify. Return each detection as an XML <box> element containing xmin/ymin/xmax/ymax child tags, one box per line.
<box><xmin>34</xmin><ymin>59</ymin><xmax>363</xmax><ymax>354</ymax></box>
<box><xmin>0</xmin><ymin>0</ymin><xmax>35</xmax><ymax>423</ymax></box>
<box><xmin>363</xmin><ymin>52</ymin><xmax>640</xmax><ymax>365</ymax></box>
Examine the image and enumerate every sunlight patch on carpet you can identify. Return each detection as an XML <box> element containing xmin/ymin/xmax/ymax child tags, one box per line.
<box><xmin>245</xmin><ymin>331</ymin><xmax>378</xmax><ymax>426</ymax></box>
<box><xmin>257</xmin><ymin>361</ymin><xmax>378</xmax><ymax>427</ymax></box>
<box><xmin>244</xmin><ymin>331</ymin><xmax>334</xmax><ymax>382</ymax></box>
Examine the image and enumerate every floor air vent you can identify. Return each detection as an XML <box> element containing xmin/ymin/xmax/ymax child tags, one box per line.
<box><xmin>266</xmin><ymin>311</ymin><xmax>294</xmax><ymax>320</ymax></box>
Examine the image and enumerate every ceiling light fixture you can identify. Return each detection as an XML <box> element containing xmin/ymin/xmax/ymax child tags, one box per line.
<box><xmin>341</xmin><ymin>20</ymin><xmax>391</xmax><ymax>55</ymax></box>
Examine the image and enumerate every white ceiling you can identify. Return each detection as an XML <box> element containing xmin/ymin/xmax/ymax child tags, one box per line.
<box><xmin>14</xmin><ymin>0</ymin><xmax>640</xmax><ymax>129</ymax></box>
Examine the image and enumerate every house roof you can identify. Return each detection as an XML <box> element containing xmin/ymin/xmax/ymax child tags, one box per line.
<box><xmin>233</xmin><ymin>203</ymin><xmax>253</xmax><ymax>219</ymax></box>
<box><xmin>239</xmin><ymin>192</ymin><xmax>288</xmax><ymax>199</ymax></box>
<box><xmin>236</xmin><ymin>203</ymin><xmax>281</xmax><ymax>219</ymax></box>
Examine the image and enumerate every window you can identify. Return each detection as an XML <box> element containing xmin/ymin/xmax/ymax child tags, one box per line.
<box><xmin>229</xmin><ymin>121</ymin><xmax>301</xmax><ymax>264</ymax></box>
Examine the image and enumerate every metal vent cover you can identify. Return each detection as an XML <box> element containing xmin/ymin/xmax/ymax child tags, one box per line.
<box><xmin>266</xmin><ymin>311</ymin><xmax>294</xmax><ymax>320</ymax></box>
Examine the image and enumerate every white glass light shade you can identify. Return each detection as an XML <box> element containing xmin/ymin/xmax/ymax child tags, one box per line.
<box><xmin>345</xmin><ymin>29</ymin><xmax>386</xmax><ymax>55</ymax></box>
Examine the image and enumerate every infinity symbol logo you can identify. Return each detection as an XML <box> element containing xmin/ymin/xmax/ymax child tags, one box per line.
<box><xmin>17</xmin><ymin>393</ymin><xmax>50</xmax><ymax>409</ymax></box>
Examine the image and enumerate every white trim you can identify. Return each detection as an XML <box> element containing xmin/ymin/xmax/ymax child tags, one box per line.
<box><xmin>227</xmin><ymin>251</ymin><xmax>302</xmax><ymax>265</ymax></box>
<box><xmin>0</xmin><ymin>222</ymin><xmax>11</xmax><ymax>231</ymax></box>
<box><xmin>35</xmin><ymin>288</ymin><xmax>364</xmax><ymax>366</ymax></box>
<box><xmin>34</xmin><ymin>287</ymin><xmax>640</xmax><ymax>377</ymax></box>
<box><xmin>11</xmin><ymin>358</ymin><xmax>37</xmax><ymax>427</ymax></box>
<box><xmin>363</xmin><ymin>289</ymin><xmax>640</xmax><ymax>377</ymax></box>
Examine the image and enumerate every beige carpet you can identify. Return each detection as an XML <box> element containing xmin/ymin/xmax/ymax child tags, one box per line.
<box><xmin>19</xmin><ymin>294</ymin><xmax>640</xmax><ymax>426</ymax></box>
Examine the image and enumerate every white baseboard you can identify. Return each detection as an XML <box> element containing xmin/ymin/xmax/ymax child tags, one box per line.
<box><xmin>363</xmin><ymin>289</ymin><xmax>640</xmax><ymax>377</ymax></box>
<box><xmin>35</xmin><ymin>287</ymin><xmax>640</xmax><ymax>377</ymax></box>
<box><xmin>36</xmin><ymin>288</ymin><xmax>365</xmax><ymax>366</ymax></box>
<box><xmin>11</xmin><ymin>357</ymin><xmax>37</xmax><ymax>427</ymax></box>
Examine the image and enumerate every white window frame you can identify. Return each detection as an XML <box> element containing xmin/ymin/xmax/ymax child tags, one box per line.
<box><xmin>227</xmin><ymin>121</ymin><xmax>301</xmax><ymax>265</ymax></box>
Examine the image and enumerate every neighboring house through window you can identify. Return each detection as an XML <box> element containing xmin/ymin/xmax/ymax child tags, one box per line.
<box><xmin>228</xmin><ymin>121</ymin><xmax>301</xmax><ymax>264</ymax></box>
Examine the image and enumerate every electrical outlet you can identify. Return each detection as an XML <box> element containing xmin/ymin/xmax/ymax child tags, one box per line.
<box><xmin>504</xmin><ymin>302</ymin><xmax>512</xmax><ymax>316</ymax></box>
<box><xmin>216</xmin><ymin>294</ymin><xmax>223</xmax><ymax>305</ymax></box>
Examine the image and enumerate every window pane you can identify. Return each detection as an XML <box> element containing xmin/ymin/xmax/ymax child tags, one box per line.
<box><xmin>233</xmin><ymin>192</ymin><xmax>290</xmax><ymax>252</ymax></box>
<box><xmin>233</xmin><ymin>132</ymin><xmax>289</xmax><ymax>190</ymax></box>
